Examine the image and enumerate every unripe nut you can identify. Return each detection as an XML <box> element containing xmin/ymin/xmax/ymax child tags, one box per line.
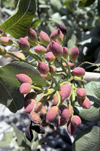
<box><xmin>49</xmin><ymin>65</ymin><xmax>57</xmax><ymax>74</ymax></box>
<box><xmin>67</xmin><ymin>122</ymin><xmax>76</xmax><ymax>136</ymax></box>
<box><xmin>71</xmin><ymin>115</ymin><xmax>81</xmax><ymax>126</ymax></box>
<box><xmin>0</xmin><ymin>46</ymin><xmax>6</xmax><ymax>55</ymax></box>
<box><xmin>38</xmin><ymin>62</ymin><xmax>49</xmax><ymax>74</ymax></box>
<box><xmin>62</xmin><ymin>47</ymin><xmax>68</xmax><ymax>58</ymax></box>
<box><xmin>50</xmin><ymin>28</ymin><xmax>60</xmax><ymax>40</ymax></box>
<box><xmin>40</xmin><ymin>30</ymin><xmax>50</xmax><ymax>46</ymax></box>
<box><xmin>67</xmin><ymin>104</ymin><xmax>73</xmax><ymax>117</ymax></box>
<box><xmin>76</xmin><ymin>88</ymin><xmax>86</xmax><ymax>99</ymax></box>
<box><xmin>79</xmin><ymin>97</ymin><xmax>91</xmax><ymax>109</ymax></box>
<box><xmin>12</xmin><ymin>52</ymin><xmax>25</xmax><ymax>60</ymax></box>
<box><xmin>49</xmin><ymin>40</ymin><xmax>63</xmax><ymax>58</ymax></box>
<box><xmin>29</xmin><ymin>111</ymin><xmax>41</xmax><ymax>124</ymax></box>
<box><xmin>58</xmin><ymin>104</ymin><xmax>70</xmax><ymax>122</ymax></box>
<box><xmin>40</xmin><ymin>106</ymin><xmax>47</xmax><ymax>114</ymax></box>
<box><xmin>28</xmin><ymin>28</ymin><xmax>37</xmax><ymax>42</ymax></box>
<box><xmin>16</xmin><ymin>74</ymin><xmax>32</xmax><ymax>84</ymax></box>
<box><xmin>60</xmin><ymin>84</ymin><xmax>71</xmax><ymax>100</ymax></box>
<box><xmin>0</xmin><ymin>37</ymin><xmax>13</xmax><ymax>46</ymax></box>
<box><xmin>52</xmin><ymin>94</ymin><xmax>59</xmax><ymax>106</ymax></box>
<box><xmin>34</xmin><ymin>45</ymin><xmax>46</xmax><ymax>54</ymax></box>
<box><xmin>18</xmin><ymin>38</ymin><xmax>30</xmax><ymax>52</ymax></box>
<box><xmin>62</xmin><ymin>62</ymin><xmax>74</xmax><ymax>68</ymax></box>
<box><xmin>69</xmin><ymin>46</ymin><xmax>79</xmax><ymax>62</ymax></box>
<box><xmin>45</xmin><ymin>52</ymin><xmax>55</xmax><ymax>63</ymax></box>
<box><xmin>41</xmin><ymin>74</ymin><xmax>50</xmax><ymax>80</ymax></box>
<box><xmin>72</xmin><ymin>67</ymin><xmax>85</xmax><ymax>77</ymax></box>
<box><xmin>57</xmin><ymin>116</ymin><xmax>67</xmax><ymax>127</ymax></box>
<box><xmin>24</xmin><ymin>99</ymin><xmax>42</xmax><ymax>113</ymax></box>
<box><xmin>46</xmin><ymin>106</ymin><xmax>58</xmax><ymax>123</ymax></box>
<box><xmin>19</xmin><ymin>83</ymin><xmax>31</xmax><ymax>94</ymax></box>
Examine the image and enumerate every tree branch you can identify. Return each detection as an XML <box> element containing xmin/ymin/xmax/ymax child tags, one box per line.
<box><xmin>83</xmin><ymin>72</ymin><xmax>100</xmax><ymax>82</ymax></box>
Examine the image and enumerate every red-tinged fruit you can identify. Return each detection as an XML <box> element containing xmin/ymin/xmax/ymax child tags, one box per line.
<box><xmin>40</xmin><ymin>30</ymin><xmax>50</xmax><ymax>46</ymax></box>
<box><xmin>67</xmin><ymin>104</ymin><xmax>73</xmax><ymax>117</ymax></box>
<box><xmin>58</xmin><ymin>24</ymin><xmax>67</xmax><ymax>35</ymax></box>
<box><xmin>60</xmin><ymin>84</ymin><xmax>71</xmax><ymax>100</ymax></box>
<box><xmin>62</xmin><ymin>62</ymin><xmax>74</xmax><ymax>68</ymax></box>
<box><xmin>50</xmin><ymin>28</ymin><xmax>60</xmax><ymax>40</ymax></box>
<box><xmin>57</xmin><ymin>116</ymin><xmax>67</xmax><ymax>127</ymax></box>
<box><xmin>0</xmin><ymin>46</ymin><xmax>6</xmax><ymax>55</ymax></box>
<box><xmin>71</xmin><ymin>115</ymin><xmax>81</xmax><ymax>126</ymax></box>
<box><xmin>58</xmin><ymin>30</ymin><xmax>64</xmax><ymax>44</ymax></box>
<box><xmin>12</xmin><ymin>52</ymin><xmax>25</xmax><ymax>60</ymax></box>
<box><xmin>16</xmin><ymin>74</ymin><xmax>32</xmax><ymax>84</ymax></box>
<box><xmin>41</xmin><ymin>73</ymin><xmax>50</xmax><ymax>80</ymax></box>
<box><xmin>62</xmin><ymin>47</ymin><xmax>68</xmax><ymax>58</ymax></box>
<box><xmin>24</xmin><ymin>99</ymin><xmax>42</xmax><ymax>113</ymax></box>
<box><xmin>18</xmin><ymin>38</ymin><xmax>30</xmax><ymax>52</ymax></box>
<box><xmin>49</xmin><ymin>40</ymin><xmax>63</xmax><ymax>58</ymax></box>
<box><xmin>72</xmin><ymin>67</ymin><xmax>85</xmax><ymax>77</ymax></box>
<box><xmin>67</xmin><ymin>122</ymin><xmax>76</xmax><ymax>136</ymax></box>
<box><xmin>68</xmin><ymin>62</ymin><xmax>74</xmax><ymax>68</ymax></box>
<box><xmin>40</xmin><ymin>106</ymin><xmax>47</xmax><ymax>114</ymax></box>
<box><xmin>28</xmin><ymin>38</ymin><xmax>37</xmax><ymax>46</ymax></box>
<box><xmin>69</xmin><ymin>46</ymin><xmax>79</xmax><ymax>62</ymax></box>
<box><xmin>2</xmin><ymin>51</ymin><xmax>11</xmax><ymax>58</ymax></box>
<box><xmin>29</xmin><ymin>111</ymin><xmax>41</xmax><ymax>124</ymax></box>
<box><xmin>46</xmin><ymin>43</ymin><xmax>51</xmax><ymax>52</ymax></box>
<box><xmin>49</xmin><ymin>65</ymin><xmax>57</xmax><ymax>74</ymax></box>
<box><xmin>45</xmin><ymin>52</ymin><xmax>55</xmax><ymax>63</ymax></box>
<box><xmin>0</xmin><ymin>29</ymin><xmax>7</xmax><ymax>37</ymax></box>
<box><xmin>19</xmin><ymin>83</ymin><xmax>31</xmax><ymax>94</ymax></box>
<box><xmin>46</xmin><ymin>106</ymin><xmax>58</xmax><ymax>123</ymax></box>
<box><xmin>38</xmin><ymin>62</ymin><xmax>49</xmax><ymax>74</ymax></box>
<box><xmin>52</xmin><ymin>94</ymin><xmax>59</xmax><ymax>106</ymax></box>
<box><xmin>28</xmin><ymin>28</ymin><xmax>37</xmax><ymax>42</ymax></box>
<box><xmin>34</xmin><ymin>45</ymin><xmax>46</xmax><ymax>54</ymax></box>
<box><xmin>79</xmin><ymin>97</ymin><xmax>91</xmax><ymax>109</ymax></box>
<box><xmin>24</xmin><ymin>92</ymin><xmax>37</xmax><ymax>101</ymax></box>
<box><xmin>0</xmin><ymin>37</ymin><xmax>13</xmax><ymax>45</ymax></box>
<box><xmin>58</xmin><ymin>104</ymin><xmax>70</xmax><ymax>122</ymax></box>
<box><xmin>76</xmin><ymin>88</ymin><xmax>86</xmax><ymax>99</ymax></box>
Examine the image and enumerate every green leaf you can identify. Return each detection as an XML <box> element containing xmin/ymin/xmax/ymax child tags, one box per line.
<box><xmin>31</xmin><ymin>18</ymin><xmax>42</xmax><ymax>29</ymax></box>
<box><xmin>12</xmin><ymin>123</ymin><xmax>25</xmax><ymax>146</ymax></box>
<box><xmin>51</xmin><ymin>13</ymin><xmax>64</xmax><ymax>25</ymax></box>
<box><xmin>78</xmin><ymin>103</ymin><xmax>100</xmax><ymax>121</ymax></box>
<box><xmin>85</xmin><ymin>81</ymin><xmax>100</xmax><ymax>100</ymax></box>
<box><xmin>68</xmin><ymin>39</ymin><xmax>75</xmax><ymax>50</ymax></box>
<box><xmin>0</xmin><ymin>131</ymin><xmax>14</xmax><ymax>148</ymax></box>
<box><xmin>79</xmin><ymin>0</ymin><xmax>95</xmax><ymax>7</ymax></box>
<box><xmin>77</xmin><ymin>81</ymin><xmax>100</xmax><ymax>121</ymax></box>
<box><xmin>12</xmin><ymin>123</ymin><xmax>31</xmax><ymax>151</ymax></box>
<box><xmin>0</xmin><ymin>0</ymin><xmax>36</xmax><ymax>38</ymax></box>
<box><xmin>0</xmin><ymin>61</ymin><xmax>47</xmax><ymax>112</ymax></box>
<box><xmin>72</xmin><ymin>126</ymin><xmax>100</xmax><ymax>151</ymax></box>
<box><xmin>64</xmin><ymin>0</ymin><xmax>77</xmax><ymax>12</ymax></box>
<box><xmin>50</xmin><ymin>0</ymin><xmax>62</xmax><ymax>12</ymax></box>
<box><xmin>32</xmin><ymin>137</ymin><xmax>45</xmax><ymax>150</ymax></box>
<box><xmin>2</xmin><ymin>0</ymin><xmax>17</xmax><ymax>8</ymax></box>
